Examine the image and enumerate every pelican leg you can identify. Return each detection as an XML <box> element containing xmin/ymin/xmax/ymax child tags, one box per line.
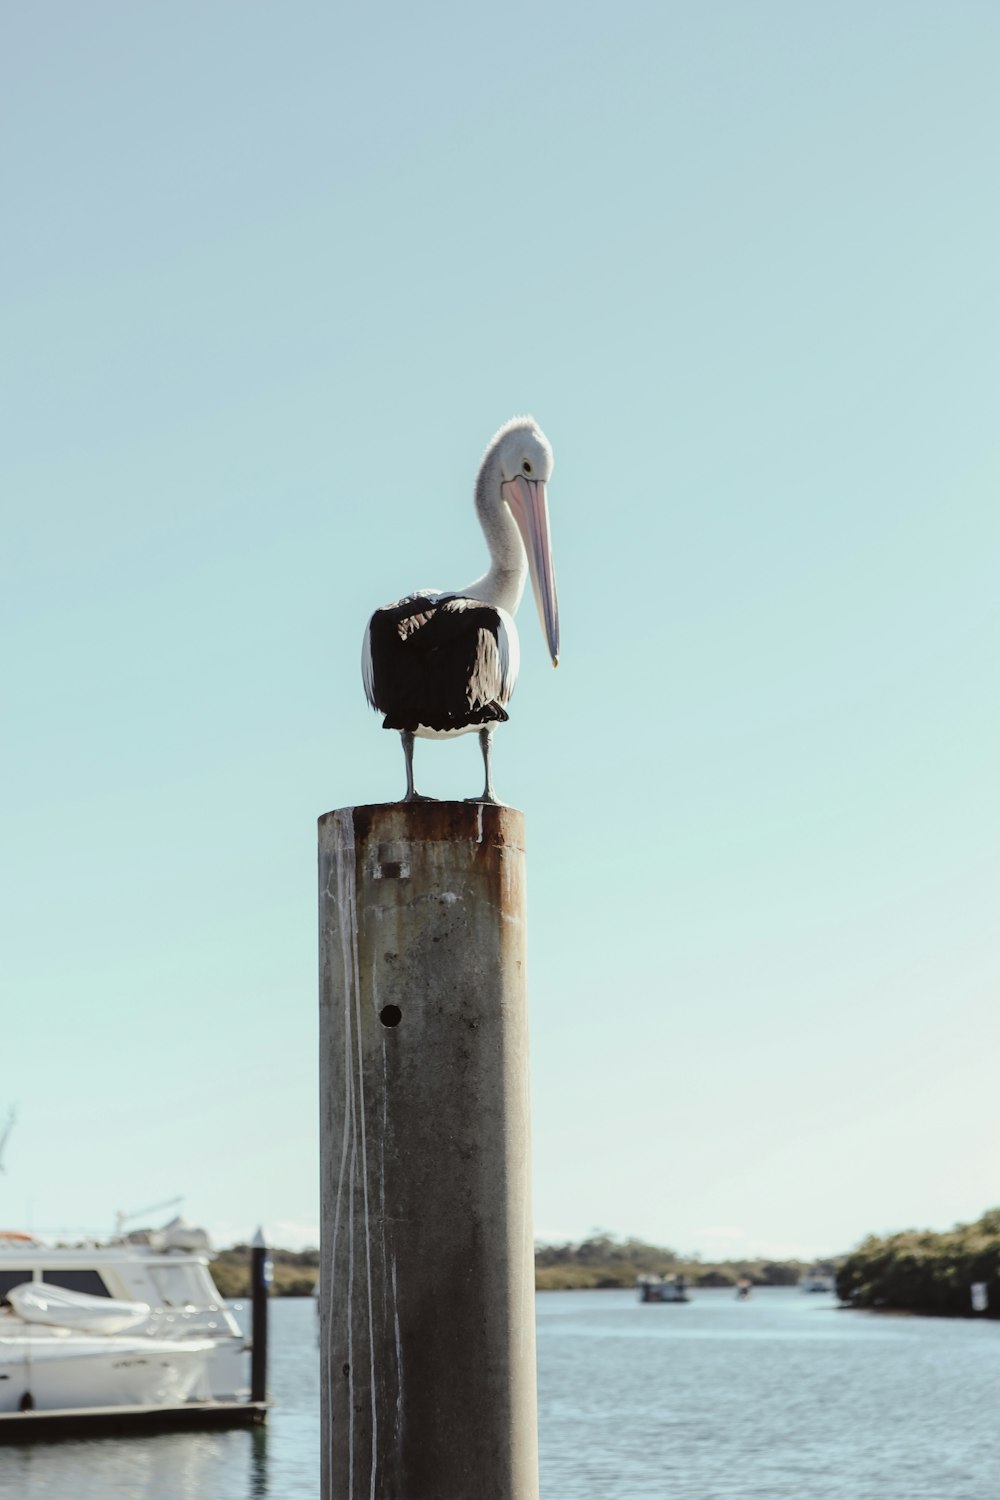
<box><xmin>400</xmin><ymin>730</ymin><xmax>436</xmax><ymax>803</ymax></box>
<box><xmin>466</xmin><ymin>727</ymin><xmax>502</xmax><ymax>805</ymax></box>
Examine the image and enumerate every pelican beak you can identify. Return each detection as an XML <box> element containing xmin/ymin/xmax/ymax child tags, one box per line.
<box><xmin>501</xmin><ymin>476</ymin><xmax>560</xmax><ymax>665</ymax></box>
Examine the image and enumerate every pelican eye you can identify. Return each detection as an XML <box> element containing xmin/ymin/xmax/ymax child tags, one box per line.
<box><xmin>522</xmin><ymin>460</ymin><xmax>532</xmax><ymax>474</ymax></box>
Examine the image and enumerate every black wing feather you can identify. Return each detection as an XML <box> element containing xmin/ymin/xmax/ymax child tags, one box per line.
<box><xmin>367</xmin><ymin>594</ymin><xmax>510</xmax><ymax>732</ymax></box>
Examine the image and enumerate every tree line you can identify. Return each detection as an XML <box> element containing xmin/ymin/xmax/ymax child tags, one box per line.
<box><xmin>214</xmin><ymin>1209</ymin><xmax>1000</xmax><ymax>1316</ymax></box>
<box><xmin>211</xmin><ymin>1234</ymin><xmax>820</xmax><ymax>1296</ymax></box>
<box><xmin>534</xmin><ymin>1233</ymin><xmax>814</xmax><ymax>1290</ymax></box>
<box><xmin>835</xmin><ymin>1207</ymin><xmax>1000</xmax><ymax>1318</ymax></box>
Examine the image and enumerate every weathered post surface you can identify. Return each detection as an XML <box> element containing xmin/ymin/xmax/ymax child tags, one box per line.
<box><xmin>318</xmin><ymin>801</ymin><xmax>538</xmax><ymax>1500</ymax></box>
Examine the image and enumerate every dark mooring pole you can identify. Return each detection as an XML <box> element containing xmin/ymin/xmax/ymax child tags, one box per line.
<box><xmin>318</xmin><ymin>801</ymin><xmax>539</xmax><ymax>1500</ymax></box>
<box><xmin>250</xmin><ymin>1226</ymin><xmax>271</xmax><ymax>1404</ymax></box>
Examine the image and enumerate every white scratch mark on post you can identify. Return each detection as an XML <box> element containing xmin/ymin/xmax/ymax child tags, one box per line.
<box><xmin>378</xmin><ymin>1028</ymin><xmax>390</xmax><ymax>1454</ymax></box>
<box><xmin>347</xmin><ymin>1119</ymin><xmax>357</xmax><ymax>1497</ymax></box>
<box><xmin>330</xmin><ymin>811</ymin><xmax>366</xmax><ymax>1498</ymax></box>
<box><xmin>391</xmin><ymin>1253</ymin><xmax>404</xmax><ymax>1445</ymax></box>
<box><xmin>328</xmin><ymin>818</ymin><xmax>358</xmax><ymax>1486</ymax></box>
<box><xmin>327</xmin><ymin>1016</ymin><xmax>351</xmax><ymax>1455</ymax></box>
<box><xmin>319</xmin><ymin>848</ymin><xmax>336</xmax><ymax>1464</ymax></box>
<box><xmin>476</xmin><ymin>804</ymin><xmax>484</xmax><ymax>844</ymax></box>
<box><xmin>350</xmin><ymin>882</ymin><xmax>378</xmax><ymax>1500</ymax></box>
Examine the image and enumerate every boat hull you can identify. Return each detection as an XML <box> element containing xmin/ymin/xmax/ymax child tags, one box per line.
<box><xmin>0</xmin><ymin>1334</ymin><xmax>214</xmax><ymax>1413</ymax></box>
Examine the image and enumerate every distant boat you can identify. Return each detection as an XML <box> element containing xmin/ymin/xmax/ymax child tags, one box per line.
<box><xmin>637</xmin><ymin>1274</ymin><xmax>690</xmax><ymax>1304</ymax></box>
<box><xmin>799</xmin><ymin>1268</ymin><xmax>836</xmax><ymax>1293</ymax></box>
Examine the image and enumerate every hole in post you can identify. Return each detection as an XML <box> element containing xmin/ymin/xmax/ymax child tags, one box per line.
<box><xmin>379</xmin><ymin>1005</ymin><xmax>402</xmax><ymax>1028</ymax></box>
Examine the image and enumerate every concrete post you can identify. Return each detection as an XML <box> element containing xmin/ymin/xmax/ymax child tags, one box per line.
<box><xmin>318</xmin><ymin>801</ymin><xmax>537</xmax><ymax>1500</ymax></box>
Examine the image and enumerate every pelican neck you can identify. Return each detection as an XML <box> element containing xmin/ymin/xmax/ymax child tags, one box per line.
<box><xmin>460</xmin><ymin>450</ymin><xmax>528</xmax><ymax>615</ymax></box>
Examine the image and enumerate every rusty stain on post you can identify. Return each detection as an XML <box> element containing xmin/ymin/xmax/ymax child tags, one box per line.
<box><xmin>318</xmin><ymin>801</ymin><xmax>538</xmax><ymax>1500</ymax></box>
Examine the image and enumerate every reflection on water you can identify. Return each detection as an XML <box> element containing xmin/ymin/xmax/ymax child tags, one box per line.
<box><xmin>249</xmin><ymin>1424</ymin><xmax>269</xmax><ymax>1498</ymax></box>
<box><xmin>3</xmin><ymin>1289</ymin><xmax>1000</xmax><ymax>1498</ymax></box>
<box><xmin>0</xmin><ymin>1430</ymin><xmax>265</xmax><ymax>1500</ymax></box>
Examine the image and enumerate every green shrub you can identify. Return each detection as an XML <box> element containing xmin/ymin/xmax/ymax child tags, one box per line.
<box><xmin>836</xmin><ymin>1210</ymin><xmax>1000</xmax><ymax>1318</ymax></box>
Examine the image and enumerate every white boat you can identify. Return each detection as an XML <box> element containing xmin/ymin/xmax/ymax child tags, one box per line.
<box><xmin>637</xmin><ymin>1274</ymin><xmax>690</xmax><ymax>1304</ymax></box>
<box><xmin>0</xmin><ymin>1326</ymin><xmax>216</xmax><ymax>1414</ymax></box>
<box><xmin>0</xmin><ymin>1285</ymin><xmax>216</xmax><ymax>1412</ymax></box>
<box><xmin>0</xmin><ymin>1217</ymin><xmax>247</xmax><ymax>1400</ymax></box>
<box><xmin>799</xmin><ymin>1268</ymin><xmax>836</xmax><ymax>1294</ymax></box>
<box><xmin>8</xmin><ymin>1281</ymin><xmax>152</xmax><ymax>1334</ymax></box>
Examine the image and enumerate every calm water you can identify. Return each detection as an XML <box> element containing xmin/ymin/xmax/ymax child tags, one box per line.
<box><xmin>537</xmin><ymin>1288</ymin><xmax>1000</xmax><ymax>1499</ymax></box>
<box><xmin>2</xmin><ymin>1289</ymin><xmax>1000</xmax><ymax>1498</ymax></box>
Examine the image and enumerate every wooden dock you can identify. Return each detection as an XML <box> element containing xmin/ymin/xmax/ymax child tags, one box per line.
<box><xmin>0</xmin><ymin>1398</ymin><xmax>268</xmax><ymax>1442</ymax></box>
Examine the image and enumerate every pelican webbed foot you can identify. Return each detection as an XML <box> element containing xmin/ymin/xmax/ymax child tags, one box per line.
<box><xmin>397</xmin><ymin>729</ymin><xmax>433</xmax><ymax>802</ymax></box>
<box><xmin>466</xmin><ymin>727</ymin><xmax>503</xmax><ymax>805</ymax></box>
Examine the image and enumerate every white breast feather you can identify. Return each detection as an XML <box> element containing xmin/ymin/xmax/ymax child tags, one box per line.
<box><xmin>361</xmin><ymin>616</ymin><xmax>376</xmax><ymax>709</ymax></box>
<box><xmin>495</xmin><ymin>607</ymin><xmax>519</xmax><ymax>703</ymax></box>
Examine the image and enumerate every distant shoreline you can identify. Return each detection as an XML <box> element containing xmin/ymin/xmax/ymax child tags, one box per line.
<box><xmin>219</xmin><ymin>1212</ymin><xmax>1000</xmax><ymax>1323</ymax></box>
<box><xmin>211</xmin><ymin>1235</ymin><xmax>837</xmax><ymax>1299</ymax></box>
<box><xmin>533</xmin><ymin>1235</ymin><xmax>832</xmax><ymax>1293</ymax></box>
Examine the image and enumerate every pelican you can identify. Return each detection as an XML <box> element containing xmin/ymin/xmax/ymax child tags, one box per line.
<box><xmin>361</xmin><ymin>416</ymin><xmax>560</xmax><ymax>804</ymax></box>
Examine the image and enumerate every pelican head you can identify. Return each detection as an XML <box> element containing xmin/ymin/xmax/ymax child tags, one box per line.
<box><xmin>483</xmin><ymin>417</ymin><xmax>560</xmax><ymax>666</ymax></box>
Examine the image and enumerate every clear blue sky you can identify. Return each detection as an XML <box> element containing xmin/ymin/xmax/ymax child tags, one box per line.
<box><xmin>3</xmin><ymin>3</ymin><xmax>998</xmax><ymax>1259</ymax></box>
